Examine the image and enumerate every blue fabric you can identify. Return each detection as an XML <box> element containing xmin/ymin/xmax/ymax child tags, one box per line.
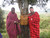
<box><xmin>0</xmin><ymin>33</ymin><xmax>2</xmax><ymax>38</ymax></box>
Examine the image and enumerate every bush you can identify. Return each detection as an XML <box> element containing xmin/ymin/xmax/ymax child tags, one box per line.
<box><xmin>40</xmin><ymin>20</ymin><xmax>50</xmax><ymax>29</ymax></box>
<box><xmin>40</xmin><ymin>31</ymin><xmax>50</xmax><ymax>38</ymax></box>
<box><xmin>0</xmin><ymin>8</ymin><xmax>5</xmax><ymax>33</ymax></box>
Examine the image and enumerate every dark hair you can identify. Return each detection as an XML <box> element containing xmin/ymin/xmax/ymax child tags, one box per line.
<box><xmin>11</xmin><ymin>7</ymin><xmax>15</xmax><ymax>10</ymax></box>
<box><xmin>30</xmin><ymin>7</ymin><xmax>33</xmax><ymax>9</ymax></box>
<box><xmin>11</xmin><ymin>7</ymin><xmax>15</xmax><ymax>11</ymax></box>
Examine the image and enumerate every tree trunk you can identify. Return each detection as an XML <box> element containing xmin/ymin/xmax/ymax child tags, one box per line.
<box><xmin>18</xmin><ymin>0</ymin><xmax>29</xmax><ymax>15</ymax></box>
<box><xmin>18</xmin><ymin>0</ymin><xmax>23</xmax><ymax>14</ymax></box>
<box><xmin>23</xmin><ymin>0</ymin><xmax>28</xmax><ymax>14</ymax></box>
<box><xmin>18</xmin><ymin>0</ymin><xmax>29</xmax><ymax>38</ymax></box>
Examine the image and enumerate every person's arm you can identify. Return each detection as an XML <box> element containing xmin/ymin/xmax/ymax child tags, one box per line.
<box><xmin>32</xmin><ymin>12</ymin><xmax>40</xmax><ymax>24</ymax></box>
<box><xmin>15</xmin><ymin>14</ymin><xmax>21</xmax><ymax>34</ymax></box>
<box><xmin>6</xmin><ymin>15</ymin><xmax>14</xmax><ymax>31</ymax></box>
<box><xmin>15</xmin><ymin>14</ymin><xmax>20</xmax><ymax>23</ymax></box>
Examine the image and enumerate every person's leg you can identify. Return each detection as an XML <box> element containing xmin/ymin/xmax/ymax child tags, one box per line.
<box><xmin>27</xmin><ymin>26</ymin><xmax>29</xmax><ymax>38</ymax></box>
<box><xmin>14</xmin><ymin>35</ymin><xmax>17</xmax><ymax>38</ymax></box>
<box><xmin>20</xmin><ymin>25</ymin><xmax>30</xmax><ymax>38</ymax></box>
<box><xmin>36</xmin><ymin>27</ymin><xmax>40</xmax><ymax>38</ymax></box>
<box><xmin>20</xmin><ymin>25</ymin><xmax>24</xmax><ymax>38</ymax></box>
<box><xmin>8</xmin><ymin>32</ymin><xmax>17</xmax><ymax>38</ymax></box>
<box><xmin>8</xmin><ymin>35</ymin><xmax>13</xmax><ymax>38</ymax></box>
<box><xmin>32</xmin><ymin>25</ymin><xmax>40</xmax><ymax>38</ymax></box>
<box><xmin>8</xmin><ymin>35</ymin><xmax>16</xmax><ymax>38</ymax></box>
<box><xmin>24</xmin><ymin>25</ymin><xmax>29</xmax><ymax>38</ymax></box>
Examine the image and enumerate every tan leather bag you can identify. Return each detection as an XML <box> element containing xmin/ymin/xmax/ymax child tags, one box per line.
<box><xmin>20</xmin><ymin>15</ymin><xmax>28</xmax><ymax>25</ymax></box>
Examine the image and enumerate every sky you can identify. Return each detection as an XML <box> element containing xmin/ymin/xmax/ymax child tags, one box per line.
<box><xmin>0</xmin><ymin>0</ymin><xmax>50</xmax><ymax>13</ymax></box>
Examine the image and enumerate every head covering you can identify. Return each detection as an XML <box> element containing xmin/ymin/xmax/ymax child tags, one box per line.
<box><xmin>30</xmin><ymin>7</ymin><xmax>33</xmax><ymax>9</ymax></box>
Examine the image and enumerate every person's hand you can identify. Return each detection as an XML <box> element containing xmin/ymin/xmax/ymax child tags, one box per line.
<box><xmin>14</xmin><ymin>21</ymin><xmax>18</xmax><ymax>24</ymax></box>
<box><xmin>14</xmin><ymin>21</ymin><xmax>16</xmax><ymax>23</ymax></box>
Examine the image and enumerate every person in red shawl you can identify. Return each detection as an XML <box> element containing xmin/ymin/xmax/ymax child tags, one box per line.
<box><xmin>28</xmin><ymin>7</ymin><xmax>40</xmax><ymax>38</ymax></box>
<box><xmin>6</xmin><ymin>7</ymin><xmax>21</xmax><ymax>38</ymax></box>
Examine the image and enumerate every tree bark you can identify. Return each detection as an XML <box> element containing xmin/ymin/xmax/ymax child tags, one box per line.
<box><xmin>18</xmin><ymin>0</ymin><xmax>23</xmax><ymax>14</ymax></box>
<box><xmin>18</xmin><ymin>0</ymin><xmax>29</xmax><ymax>38</ymax></box>
<box><xmin>18</xmin><ymin>0</ymin><xmax>29</xmax><ymax>15</ymax></box>
<box><xmin>23</xmin><ymin>0</ymin><xmax>28</xmax><ymax>14</ymax></box>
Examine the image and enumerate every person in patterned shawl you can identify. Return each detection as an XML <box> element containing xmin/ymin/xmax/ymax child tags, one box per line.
<box><xmin>28</xmin><ymin>7</ymin><xmax>40</xmax><ymax>38</ymax></box>
<box><xmin>6</xmin><ymin>7</ymin><xmax>21</xmax><ymax>38</ymax></box>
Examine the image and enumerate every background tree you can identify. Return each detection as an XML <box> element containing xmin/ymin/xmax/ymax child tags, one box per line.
<box><xmin>0</xmin><ymin>8</ymin><xmax>5</xmax><ymax>33</ymax></box>
<box><xmin>2</xmin><ymin>0</ymin><xmax>48</xmax><ymax>14</ymax></box>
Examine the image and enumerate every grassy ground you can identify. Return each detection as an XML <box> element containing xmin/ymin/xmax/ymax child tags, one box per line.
<box><xmin>40</xmin><ymin>13</ymin><xmax>50</xmax><ymax>38</ymax></box>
